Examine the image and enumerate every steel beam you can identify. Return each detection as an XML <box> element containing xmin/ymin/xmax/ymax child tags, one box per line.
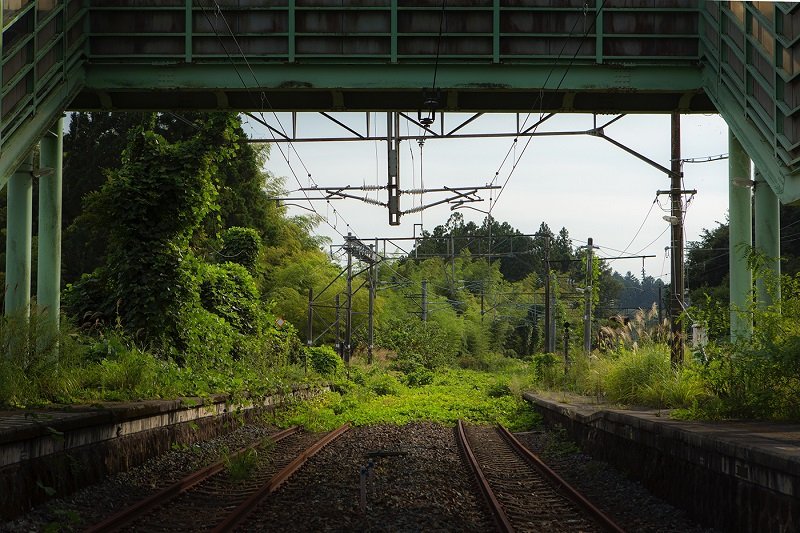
<box><xmin>754</xmin><ymin>170</ymin><xmax>780</xmax><ymax>308</ymax></box>
<box><xmin>37</xmin><ymin>117</ymin><xmax>64</xmax><ymax>355</ymax></box>
<box><xmin>5</xmin><ymin>154</ymin><xmax>33</xmax><ymax>319</ymax></box>
<box><xmin>0</xmin><ymin>63</ymin><xmax>84</xmax><ymax>189</ymax></box>
<box><xmin>729</xmin><ymin>131</ymin><xmax>753</xmax><ymax>341</ymax></box>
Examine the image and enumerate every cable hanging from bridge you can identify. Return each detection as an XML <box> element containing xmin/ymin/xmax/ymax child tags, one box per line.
<box><xmin>489</xmin><ymin>0</ymin><xmax>608</xmax><ymax>215</ymax></box>
<box><xmin>199</xmin><ymin>0</ymin><xmax>360</xmax><ymax>242</ymax></box>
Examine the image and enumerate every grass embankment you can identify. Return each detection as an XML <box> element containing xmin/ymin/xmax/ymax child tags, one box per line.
<box><xmin>534</xmin><ymin>343</ymin><xmax>705</xmax><ymax>410</ymax></box>
<box><xmin>531</xmin><ymin>341</ymin><xmax>800</xmax><ymax>422</ymax></box>
<box><xmin>1</xmin><ymin>318</ymin><xmax>541</xmax><ymax>434</ymax></box>
<box><xmin>270</xmin><ymin>362</ymin><xmax>540</xmax><ymax>432</ymax></box>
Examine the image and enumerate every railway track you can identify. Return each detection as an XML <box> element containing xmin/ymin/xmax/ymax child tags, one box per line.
<box><xmin>84</xmin><ymin>424</ymin><xmax>350</xmax><ymax>532</ymax></box>
<box><xmin>457</xmin><ymin>420</ymin><xmax>625</xmax><ymax>533</ymax></box>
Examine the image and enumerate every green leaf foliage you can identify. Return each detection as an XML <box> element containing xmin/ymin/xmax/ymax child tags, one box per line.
<box><xmin>269</xmin><ymin>365</ymin><xmax>540</xmax><ymax>432</ymax></box>
<box><xmin>305</xmin><ymin>345</ymin><xmax>344</xmax><ymax>376</ymax></box>
<box><xmin>219</xmin><ymin>227</ymin><xmax>262</xmax><ymax>273</ymax></box>
<box><xmin>199</xmin><ymin>262</ymin><xmax>262</xmax><ymax>336</ymax></box>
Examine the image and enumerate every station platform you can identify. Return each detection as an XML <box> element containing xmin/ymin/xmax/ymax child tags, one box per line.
<box><xmin>523</xmin><ymin>391</ymin><xmax>799</xmax><ymax>533</ymax></box>
<box><xmin>0</xmin><ymin>386</ymin><xmax>323</xmax><ymax>520</ymax></box>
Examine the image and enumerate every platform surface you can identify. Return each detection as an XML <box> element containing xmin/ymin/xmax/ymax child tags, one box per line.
<box><xmin>526</xmin><ymin>390</ymin><xmax>800</xmax><ymax>469</ymax></box>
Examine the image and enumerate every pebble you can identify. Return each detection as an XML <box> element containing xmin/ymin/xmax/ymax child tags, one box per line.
<box><xmin>3</xmin><ymin>422</ymin><xmax>720</xmax><ymax>532</ymax></box>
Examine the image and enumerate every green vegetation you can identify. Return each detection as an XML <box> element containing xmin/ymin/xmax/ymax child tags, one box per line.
<box><xmin>304</xmin><ymin>346</ymin><xmax>344</xmax><ymax>377</ymax></box>
<box><xmin>224</xmin><ymin>447</ymin><xmax>261</xmax><ymax>481</ymax></box>
<box><xmin>3</xmin><ymin>110</ymin><xmax>798</xmax><ymax>427</ymax></box>
<box><xmin>269</xmin><ymin>363</ymin><xmax>540</xmax><ymax>432</ymax></box>
<box><xmin>0</xmin><ymin>316</ymin><xmax>318</xmax><ymax>407</ymax></box>
<box><xmin>523</xmin><ymin>286</ymin><xmax>800</xmax><ymax>421</ymax></box>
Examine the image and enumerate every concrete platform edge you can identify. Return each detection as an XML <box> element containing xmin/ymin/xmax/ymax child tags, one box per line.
<box><xmin>523</xmin><ymin>392</ymin><xmax>799</xmax><ymax>533</ymax></box>
<box><xmin>0</xmin><ymin>384</ymin><xmax>329</xmax><ymax>520</ymax></box>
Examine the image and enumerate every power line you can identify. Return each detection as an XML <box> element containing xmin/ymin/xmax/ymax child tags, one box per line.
<box><xmin>619</xmin><ymin>197</ymin><xmax>658</xmax><ymax>256</ymax></box>
<box><xmin>199</xmin><ymin>0</ymin><xmax>358</xmax><ymax>241</ymax></box>
<box><xmin>490</xmin><ymin>1</ymin><xmax>607</xmax><ymax>213</ymax></box>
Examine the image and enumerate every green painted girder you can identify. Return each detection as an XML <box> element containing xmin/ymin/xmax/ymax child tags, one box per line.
<box><xmin>700</xmin><ymin>2</ymin><xmax>800</xmax><ymax>204</ymax></box>
<box><xmin>0</xmin><ymin>65</ymin><xmax>84</xmax><ymax>190</ymax></box>
<box><xmin>74</xmin><ymin>63</ymin><xmax>712</xmax><ymax>113</ymax></box>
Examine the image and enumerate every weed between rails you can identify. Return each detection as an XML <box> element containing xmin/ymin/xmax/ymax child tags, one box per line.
<box><xmin>266</xmin><ymin>364</ymin><xmax>542</xmax><ymax>432</ymax></box>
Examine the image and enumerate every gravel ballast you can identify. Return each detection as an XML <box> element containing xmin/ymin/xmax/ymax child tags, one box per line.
<box><xmin>3</xmin><ymin>421</ymin><xmax>719</xmax><ymax>532</ymax></box>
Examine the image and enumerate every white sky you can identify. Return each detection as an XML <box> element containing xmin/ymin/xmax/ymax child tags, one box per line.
<box><xmin>243</xmin><ymin>112</ymin><xmax>730</xmax><ymax>283</ymax></box>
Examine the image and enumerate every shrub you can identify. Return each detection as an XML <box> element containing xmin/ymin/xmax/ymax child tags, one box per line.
<box><xmin>178</xmin><ymin>307</ymin><xmax>236</xmax><ymax>371</ymax></box>
<box><xmin>487</xmin><ymin>381</ymin><xmax>513</xmax><ymax>398</ymax></box>
<box><xmin>368</xmin><ymin>374</ymin><xmax>403</xmax><ymax>396</ymax></box>
<box><xmin>219</xmin><ymin>227</ymin><xmax>262</xmax><ymax>273</ymax></box>
<box><xmin>531</xmin><ymin>352</ymin><xmax>560</xmax><ymax>388</ymax></box>
<box><xmin>306</xmin><ymin>346</ymin><xmax>343</xmax><ymax>376</ymax></box>
<box><xmin>403</xmin><ymin>367</ymin><xmax>434</xmax><ymax>387</ymax></box>
<box><xmin>377</xmin><ymin>316</ymin><xmax>457</xmax><ymax>371</ymax></box>
<box><xmin>199</xmin><ymin>262</ymin><xmax>262</xmax><ymax>336</ymax></box>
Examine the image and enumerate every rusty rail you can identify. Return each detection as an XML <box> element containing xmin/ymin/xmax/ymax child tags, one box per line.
<box><xmin>84</xmin><ymin>426</ymin><xmax>300</xmax><ymax>533</ymax></box>
<box><xmin>456</xmin><ymin>420</ymin><xmax>514</xmax><ymax>533</ymax></box>
<box><xmin>496</xmin><ymin>424</ymin><xmax>626</xmax><ymax>533</ymax></box>
<box><xmin>211</xmin><ymin>422</ymin><xmax>351</xmax><ymax>532</ymax></box>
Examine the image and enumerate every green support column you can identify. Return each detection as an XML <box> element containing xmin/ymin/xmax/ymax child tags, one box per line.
<box><xmin>754</xmin><ymin>169</ymin><xmax>780</xmax><ymax>308</ymax></box>
<box><xmin>5</xmin><ymin>154</ymin><xmax>34</xmax><ymax>319</ymax></box>
<box><xmin>37</xmin><ymin>118</ymin><xmax>64</xmax><ymax>354</ymax></box>
<box><xmin>729</xmin><ymin>131</ymin><xmax>753</xmax><ymax>340</ymax></box>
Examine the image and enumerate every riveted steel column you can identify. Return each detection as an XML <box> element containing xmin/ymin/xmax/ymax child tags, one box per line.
<box><xmin>729</xmin><ymin>131</ymin><xmax>753</xmax><ymax>340</ymax></box>
<box><xmin>5</xmin><ymin>154</ymin><xmax>33</xmax><ymax>321</ymax></box>
<box><xmin>37</xmin><ymin>117</ymin><xmax>63</xmax><ymax>354</ymax></box>
<box><xmin>754</xmin><ymin>169</ymin><xmax>780</xmax><ymax>308</ymax></box>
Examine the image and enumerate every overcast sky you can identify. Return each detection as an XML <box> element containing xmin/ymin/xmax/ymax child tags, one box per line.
<box><xmin>243</xmin><ymin>112</ymin><xmax>730</xmax><ymax>283</ymax></box>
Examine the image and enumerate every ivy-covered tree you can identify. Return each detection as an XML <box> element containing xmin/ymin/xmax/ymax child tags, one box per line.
<box><xmin>66</xmin><ymin>114</ymin><xmax>235</xmax><ymax>342</ymax></box>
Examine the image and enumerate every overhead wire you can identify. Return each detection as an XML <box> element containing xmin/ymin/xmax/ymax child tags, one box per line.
<box><xmin>633</xmin><ymin>226</ymin><xmax>670</xmax><ymax>256</ymax></box>
<box><xmin>619</xmin><ymin>197</ymin><xmax>658</xmax><ymax>256</ymax></box>
<box><xmin>489</xmin><ymin>0</ymin><xmax>607</xmax><ymax>214</ymax></box>
<box><xmin>199</xmin><ymin>0</ymin><xmax>358</xmax><ymax>241</ymax></box>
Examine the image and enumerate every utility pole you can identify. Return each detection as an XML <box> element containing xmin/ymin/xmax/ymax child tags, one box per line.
<box><xmin>543</xmin><ymin>235</ymin><xmax>551</xmax><ymax>353</ymax></box>
<box><xmin>345</xmin><ymin>234</ymin><xmax>353</xmax><ymax>364</ymax></box>
<box><xmin>450</xmin><ymin>233</ymin><xmax>456</xmax><ymax>292</ymax></box>
<box><xmin>368</xmin><ymin>244</ymin><xmax>376</xmax><ymax>364</ymax></box>
<box><xmin>670</xmin><ymin>111</ymin><xmax>685</xmax><ymax>366</ymax></box>
<box><xmin>306</xmin><ymin>287</ymin><xmax>313</xmax><ymax>348</ymax></box>
<box><xmin>421</xmin><ymin>280</ymin><xmax>428</xmax><ymax>322</ymax></box>
<box><xmin>480</xmin><ymin>287</ymin><xmax>485</xmax><ymax>323</ymax></box>
<box><xmin>584</xmin><ymin>237</ymin><xmax>594</xmax><ymax>356</ymax></box>
<box><xmin>549</xmin><ymin>272</ymin><xmax>557</xmax><ymax>353</ymax></box>
<box><xmin>335</xmin><ymin>294</ymin><xmax>341</xmax><ymax>359</ymax></box>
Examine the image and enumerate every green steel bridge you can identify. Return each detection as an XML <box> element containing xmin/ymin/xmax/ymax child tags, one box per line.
<box><xmin>0</xmin><ymin>0</ymin><xmax>797</xmax><ymax>343</ymax></box>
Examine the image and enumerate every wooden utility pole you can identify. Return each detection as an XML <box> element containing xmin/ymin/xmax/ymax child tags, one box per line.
<box><xmin>670</xmin><ymin>111</ymin><xmax>685</xmax><ymax>366</ymax></box>
<box><xmin>345</xmin><ymin>234</ymin><xmax>353</xmax><ymax>364</ymax></box>
<box><xmin>583</xmin><ymin>237</ymin><xmax>594</xmax><ymax>356</ymax></box>
<box><xmin>543</xmin><ymin>235</ymin><xmax>551</xmax><ymax>353</ymax></box>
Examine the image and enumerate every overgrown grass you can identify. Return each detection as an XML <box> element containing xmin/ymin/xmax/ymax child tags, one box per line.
<box><xmin>267</xmin><ymin>361</ymin><xmax>541</xmax><ymax>432</ymax></box>
<box><xmin>530</xmin><ymin>343</ymin><xmax>707</xmax><ymax>411</ymax></box>
<box><xmin>0</xmin><ymin>315</ymin><xmax>323</xmax><ymax>408</ymax></box>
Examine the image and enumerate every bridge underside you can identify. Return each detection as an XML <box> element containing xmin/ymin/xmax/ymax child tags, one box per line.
<box><xmin>3</xmin><ymin>1</ymin><xmax>799</xmax><ymax>203</ymax></box>
<box><xmin>71</xmin><ymin>64</ymin><xmax>714</xmax><ymax>114</ymax></box>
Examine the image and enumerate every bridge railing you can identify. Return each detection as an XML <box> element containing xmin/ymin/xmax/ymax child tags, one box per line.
<box><xmin>85</xmin><ymin>0</ymin><xmax>699</xmax><ymax>65</ymax></box>
<box><xmin>701</xmin><ymin>2</ymin><xmax>800</xmax><ymax>202</ymax></box>
<box><xmin>1</xmin><ymin>0</ymin><xmax>86</xmax><ymax>183</ymax></box>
